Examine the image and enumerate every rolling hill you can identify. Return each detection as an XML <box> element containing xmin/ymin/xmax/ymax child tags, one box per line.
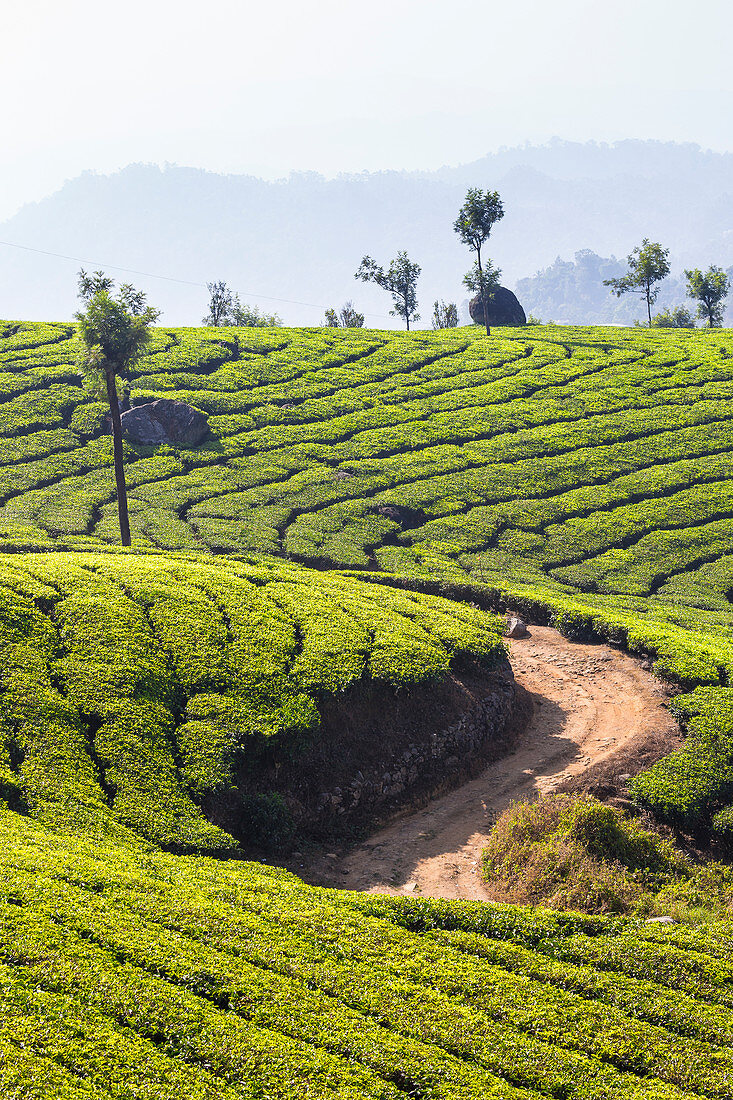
<box><xmin>2</xmin><ymin>319</ymin><xmax>733</xmax><ymax>1096</ymax></box>
<box><xmin>3</xmin><ymin>140</ymin><xmax>733</xmax><ymax>325</ymax></box>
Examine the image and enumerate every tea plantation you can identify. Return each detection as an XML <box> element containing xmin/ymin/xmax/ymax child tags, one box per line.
<box><xmin>0</xmin><ymin>549</ymin><xmax>503</xmax><ymax>852</ymax></box>
<box><xmin>3</xmin><ymin>320</ymin><xmax>733</xmax><ymax>1096</ymax></box>
<box><xmin>3</xmin><ymin>807</ymin><xmax>733</xmax><ymax>1099</ymax></box>
<box><xmin>2</xmin><ymin>320</ymin><xmax>733</xmax><ymax>833</ymax></box>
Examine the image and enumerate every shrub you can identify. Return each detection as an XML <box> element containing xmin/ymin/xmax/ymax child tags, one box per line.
<box><xmin>481</xmin><ymin>794</ymin><xmax>689</xmax><ymax>914</ymax></box>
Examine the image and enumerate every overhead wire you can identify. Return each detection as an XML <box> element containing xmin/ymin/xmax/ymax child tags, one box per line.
<box><xmin>0</xmin><ymin>239</ymin><xmax>394</xmax><ymax>321</ymax></box>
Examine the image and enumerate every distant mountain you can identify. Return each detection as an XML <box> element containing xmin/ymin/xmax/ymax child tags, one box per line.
<box><xmin>516</xmin><ymin>251</ymin><xmax>691</xmax><ymax>326</ymax></box>
<box><xmin>1</xmin><ymin>140</ymin><xmax>733</xmax><ymax>326</ymax></box>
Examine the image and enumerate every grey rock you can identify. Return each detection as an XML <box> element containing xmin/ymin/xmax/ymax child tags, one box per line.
<box><xmin>121</xmin><ymin>398</ymin><xmax>209</xmax><ymax>447</ymax></box>
<box><xmin>469</xmin><ymin>286</ymin><xmax>527</xmax><ymax>327</ymax></box>
<box><xmin>506</xmin><ymin>615</ymin><xmax>528</xmax><ymax>639</ymax></box>
<box><xmin>644</xmin><ymin>916</ymin><xmax>679</xmax><ymax>924</ymax></box>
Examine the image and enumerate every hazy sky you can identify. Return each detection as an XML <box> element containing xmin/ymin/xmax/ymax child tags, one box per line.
<box><xmin>2</xmin><ymin>0</ymin><xmax>733</xmax><ymax>221</ymax></box>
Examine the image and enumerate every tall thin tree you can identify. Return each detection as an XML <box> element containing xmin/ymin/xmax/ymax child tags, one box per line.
<box><xmin>453</xmin><ymin>188</ymin><xmax>505</xmax><ymax>335</ymax></box>
<box><xmin>75</xmin><ymin>270</ymin><xmax>160</xmax><ymax>546</ymax></box>
<box><xmin>603</xmin><ymin>240</ymin><xmax>670</xmax><ymax>326</ymax></box>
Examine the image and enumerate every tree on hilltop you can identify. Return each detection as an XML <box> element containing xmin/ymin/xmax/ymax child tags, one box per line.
<box><xmin>684</xmin><ymin>266</ymin><xmax>730</xmax><ymax>328</ymax></box>
<box><xmin>453</xmin><ymin>188</ymin><xmax>504</xmax><ymax>335</ymax></box>
<box><xmin>355</xmin><ymin>252</ymin><xmax>420</xmax><ymax>330</ymax></box>
<box><xmin>203</xmin><ymin>281</ymin><xmax>281</xmax><ymax>327</ymax></box>
<box><xmin>603</xmin><ymin>239</ymin><xmax>670</xmax><ymax>327</ymax></box>
<box><xmin>75</xmin><ymin>269</ymin><xmax>160</xmax><ymax>547</ymax></box>
<box><xmin>432</xmin><ymin>300</ymin><xmax>459</xmax><ymax>329</ymax></box>
<box><xmin>324</xmin><ymin>301</ymin><xmax>365</xmax><ymax>328</ymax></box>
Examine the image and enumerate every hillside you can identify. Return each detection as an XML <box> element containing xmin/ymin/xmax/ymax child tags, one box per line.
<box><xmin>2</xmin><ymin>320</ymin><xmax>733</xmax><ymax>838</ymax></box>
<box><xmin>3</xmin><ymin>319</ymin><xmax>733</xmax><ymax>1094</ymax></box>
<box><xmin>3</xmin><ymin>140</ymin><xmax>733</xmax><ymax>324</ymax></box>
<box><xmin>515</xmin><ymin>251</ymin><xmax>731</xmax><ymax>326</ymax></box>
<box><xmin>3</xmin><ymin>807</ymin><xmax>733</xmax><ymax>1099</ymax></box>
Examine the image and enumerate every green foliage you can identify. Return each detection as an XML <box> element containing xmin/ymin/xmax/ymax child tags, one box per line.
<box><xmin>480</xmin><ymin>794</ymin><xmax>699</xmax><ymax>915</ymax></box>
<box><xmin>203</xmin><ymin>280</ymin><xmax>282</xmax><ymax>327</ymax></box>
<box><xmin>432</xmin><ymin>300</ymin><xmax>459</xmax><ymax>329</ymax></box>
<box><xmin>453</xmin><ymin>187</ymin><xmax>504</xmax><ymax>254</ymax></box>
<box><xmin>604</xmin><ymin>240</ymin><xmax>671</xmax><ymax>326</ymax></box>
<box><xmin>325</xmin><ymin>301</ymin><xmax>365</xmax><ymax>328</ymax></box>
<box><xmin>0</xmin><ymin>550</ymin><xmax>503</xmax><ymax>853</ymax></box>
<box><xmin>4</xmin><ymin>321</ymin><xmax>733</xmax><ymax>831</ymax></box>
<box><xmin>0</xmin><ymin>809</ymin><xmax>733</xmax><ymax>1098</ymax></box>
<box><xmin>651</xmin><ymin>305</ymin><xmax>696</xmax><ymax>328</ymax></box>
<box><xmin>75</xmin><ymin>270</ymin><xmax>160</xmax><ymax>385</ymax></box>
<box><xmin>685</xmin><ymin>265</ymin><xmax>731</xmax><ymax>328</ymax></box>
<box><xmin>454</xmin><ymin>188</ymin><xmax>505</xmax><ymax>334</ymax></box>
<box><xmin>463</xmin><ymin>259</ymin><xmax>502</xmax><ymax>316</ymax></box>
<box><xmin>355</xmin><ymin>252</ymin><xmax>421</xmax><ymax>330</ymax></box>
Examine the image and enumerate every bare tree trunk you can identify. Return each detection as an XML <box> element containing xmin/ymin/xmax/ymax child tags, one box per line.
<box><xmin>478</xmin><ymin>249</ymin><xmax>491</xmax><ymax>336</ymax></box>
<box><xmin>106</xmin><ymin>370</ymin><xmax>131</xmax><ymax>547</ymax></box>
<box><xmin>646</xmin><ymin>290</ymin><xmax>652</xmax><ymax>327</ymax></box>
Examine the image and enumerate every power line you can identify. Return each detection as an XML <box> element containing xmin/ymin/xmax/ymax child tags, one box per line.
<box><xmin>0</xmin><ymin>240</ymin><xmax>206</xmax><ymax>289</ymax></box>
<box><xmin>0</xmin><ymin>239</ymin><xmax>393</xmax><ymax>320</ymax></box>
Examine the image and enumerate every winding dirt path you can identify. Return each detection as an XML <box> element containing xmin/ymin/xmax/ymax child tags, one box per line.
<box><xmin>296</xmin><ymin>627</ymin><xmax>680</xmax><ymax>900</ymax></box>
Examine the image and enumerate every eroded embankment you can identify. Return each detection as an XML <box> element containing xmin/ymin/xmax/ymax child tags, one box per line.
<box><xmin>215</xmin><ymin>662</ymin><xmax>517</xmax><ymax>842</ymax></box>
<box><xmin>292</xmin><ymin>626</ymin><xmax>680</xmax><ymax>899</ymax></box>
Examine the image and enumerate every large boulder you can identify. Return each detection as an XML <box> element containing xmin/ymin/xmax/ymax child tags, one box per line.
<box><xmin>120</xmin><ymin>399</ymin><xmax>209</xmax><ymax>447</ymax></box>
<box><xmin>469</xmin><ymin>286</ymin><xmax>526</xmax><ymax>327</ymax></box>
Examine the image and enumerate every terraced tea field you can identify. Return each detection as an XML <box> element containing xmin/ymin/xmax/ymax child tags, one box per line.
<box><xmin>3</xmin><ymin>808</ymin><xmax>733</xmax><ymax>1100</ymax></box>
<box><xmin>0</xmin><ymin>549</ymin><xmax>503</xmax><ymax>852</ymax></box>
<box><xmin>3</xmin><ymin>320</ymin><xmax>733</xmax><ymax>1097</ymax></box>
<box><xmin>2</xmin><ymin>320</ymin><xmax>733</xmax><ymax>834</ymax></box>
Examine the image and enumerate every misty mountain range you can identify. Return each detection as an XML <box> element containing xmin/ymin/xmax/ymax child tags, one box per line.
<box><xmin>1</xmin><ymin>139</ymin><xmax>733</xmax><ymax>327</ymax></box>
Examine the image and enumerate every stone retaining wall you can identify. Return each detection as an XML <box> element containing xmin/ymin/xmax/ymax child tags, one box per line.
<box><xmin>289</xmin><ymin>673</ymin><xmax>516</xmax><ymax>835</ymax></box>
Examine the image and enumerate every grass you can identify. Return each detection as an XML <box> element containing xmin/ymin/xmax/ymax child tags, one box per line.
<box><xmin>480</xmin><ymin>793</ymin><xmax>733</xmax><ymax>919</ymax></box>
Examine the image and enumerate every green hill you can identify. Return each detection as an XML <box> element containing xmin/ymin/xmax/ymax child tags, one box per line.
<box><xmin>0</xmin><ymin>549</ymin><xmax>503</xmax><ymax>852</ymax></box>
<box><xmin>3</xmin><ymin>320</ymin><xmax>733</xmax><ymax>1096</ymax></box>
<box><xmin>3</xmin><ymin>807</ymin><xmax>733</xmax><ymax>1100</ymax></box>
<box><xmin>2</xmin><ymin>321</ymin><xmax>733</xmax><ymax>833</ymax></box>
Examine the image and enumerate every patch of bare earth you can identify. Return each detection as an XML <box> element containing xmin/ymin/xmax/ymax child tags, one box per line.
<box><xmin>294</xmin><ymin>626</ymin><xmax>680</xmax><ymax>900</ymax></box>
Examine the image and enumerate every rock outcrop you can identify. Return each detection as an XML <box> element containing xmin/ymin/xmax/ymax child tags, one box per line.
<box><xmin>469</xmin><ymin>286</ymin><xmax>527</xmax><ymax>327</ymax></box>
<box><xmin>120</xmin><ymin>399</ymin><xmax>209</xmax><ymax>447</ymax></box>
<box><xmin>506</xmin><ymin>616</ymin><xmax>529</xmax><ymax>639</ymax></box>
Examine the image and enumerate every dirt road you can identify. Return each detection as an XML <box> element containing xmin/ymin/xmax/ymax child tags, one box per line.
<box><xmin>296</xmin><ymin>627</ymin><xmax>679</xmax><ymax>900</ymax></box>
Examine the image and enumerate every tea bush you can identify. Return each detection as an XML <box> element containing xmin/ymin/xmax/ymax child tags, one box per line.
<box><xmin>0</xmin><ymin>550</ymin><xmax>503</xmax><ymax>852</ymax></box>
<box><xmin>0</xmin><ymin>808</ymin><xmax>732</xmax><ymax>1098</ymax></box>
<box><xmin>2</xmin><ymin>319</ymin><xmax>733</xmax><ymax>828</ymax></box>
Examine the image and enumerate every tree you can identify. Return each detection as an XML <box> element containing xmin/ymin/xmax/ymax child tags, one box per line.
<box><xmin>684</xmin><ymin>266</ymin><xmax>730</xmax><ymax>328</ymax></box>
<box><xmin>453</xmin><ymin>188</ymin><xmax>504</xmax><ymax>335</ymax></box>
<box><xmin>603</xmin><ymin>239</ymin><xmax>670</xmax><ymax>326</ymax></box>
<box><xmin>203</xmin><ymin>281</ymin><xmax>281</xmax><ymax>327</ymax></box>
<box><xmin>650</xmin><ymin>305</ymin><xmax>696</xmax><ymax>329</ymax></box>
<box><xmin>355</xmin><ymin>252</ymin><xmax>420</xmax><ymax>330</ymax></box>
<box><xmin>203</xmin><ymin>280</ymin><xmax>235</xmax><ymax>326</ymax></box>
<box><xmin>324</xmin><ymin>301</ymin><xmax>365</xmax><ymax>328</ymax></box>
<box><xmin>230</xmin><ymin>301</ymin><xmax>282</xmax><ymax>327</ymax></box>
<box><xmin>75</xmin><ymin>269</ymin><xmax>160</xmax><ymax>547</ymax></box>
<box><xmin>431</xmin><ymin>300</ymin><xmax>459</xmax><ymax>329</ymax></box>
<box><xmin>463</xmin><ymin>260</ymin><xmax>502</xmax><ymax>329</ymax></box>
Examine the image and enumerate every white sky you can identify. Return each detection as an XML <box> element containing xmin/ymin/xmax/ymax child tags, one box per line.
<box><xmin>2</xmin><ymin>0</ymin><xmax>733</xmax><ymax>221</ymax></box>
